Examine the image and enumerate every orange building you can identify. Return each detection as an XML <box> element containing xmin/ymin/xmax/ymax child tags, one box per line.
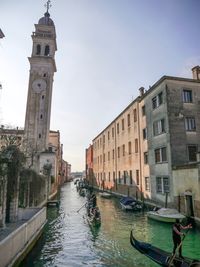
<box><xmin>85</xmin><ymin>144</ymin><xmax>94</xmax><ymax>186</ymax></box>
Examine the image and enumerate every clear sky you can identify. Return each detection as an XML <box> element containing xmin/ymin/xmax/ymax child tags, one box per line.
<box><xmin>0</xmin><ymin>0</ymin><xmax>199</xmax><ymax>172</ymax></box>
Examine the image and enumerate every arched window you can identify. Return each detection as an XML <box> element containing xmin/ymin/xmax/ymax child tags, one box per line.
<box><xmin>44</xmin><ymin>45</ymin><xmax>50</xmax><ymax>56</ymax></box>
<box><xmin>36</xmin><ymin>44</ymin><xmax>41</xmax><ymax>55</ymax></box>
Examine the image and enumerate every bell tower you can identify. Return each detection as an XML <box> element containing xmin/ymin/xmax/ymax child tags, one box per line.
<box><xmin>24</xmin><ymin>1</ymin><xmax>57</xmax><ymax>168</ymax></box>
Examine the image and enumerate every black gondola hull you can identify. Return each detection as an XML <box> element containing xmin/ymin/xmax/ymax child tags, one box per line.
<box><xmin>130</xmin><ymin>230</ymin><xmax>200</xmax><ymax>267</ymax></box>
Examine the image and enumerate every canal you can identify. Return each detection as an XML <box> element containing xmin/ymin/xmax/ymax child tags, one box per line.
<box><xmin>20</xmin><ymin>182</ymin><xmax>200</xmax><ymax>267</ymax></box>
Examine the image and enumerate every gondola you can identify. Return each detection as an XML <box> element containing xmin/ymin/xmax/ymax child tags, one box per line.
<box><xmin>86</xmin><ymin>213</ymin><xmax>101</xmax><ymax>227</ymax></box>
<box><xmin>130</xmin><ymin>230</ymin><xmax>200</xmax><ymax>267</ymax></box>
<box><xmin>85</xmin><ymin>206</ymin><xmax>101</xmax><ymax>227</ymax></box>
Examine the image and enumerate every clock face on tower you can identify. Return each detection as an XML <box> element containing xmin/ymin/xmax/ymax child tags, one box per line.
<box><xmin>32</xmin><ymin>79</ymin><xmax>47</xmax><ymax>93</ymax></box>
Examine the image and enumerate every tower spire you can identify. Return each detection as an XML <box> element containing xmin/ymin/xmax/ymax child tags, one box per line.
<box><xmin>45</xmin><ymin>0</ymin><xmax>52</xmax><ymax>13</ymax></box>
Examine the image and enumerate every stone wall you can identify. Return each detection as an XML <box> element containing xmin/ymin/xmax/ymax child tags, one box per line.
<box><xmin>0</xmin><ymin>207</ymin><xmax>46</xmax><ymax>267</ymax></box>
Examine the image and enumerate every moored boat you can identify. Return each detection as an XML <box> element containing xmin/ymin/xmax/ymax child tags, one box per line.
<box><xmin>99</xmin><ymin>192</ymin><xmax>112</xmax><ymax>199</ymax></box>
<box><xmin>119</xmin><ymin>196</ymin><xmax>142</xmax><ymax>211</ymax></box>
<box><xmin>147</xmin><ymin>208</ymin><xmax>186</xmax><ymax>223</ymax></box>
<box><xmin>130</xmin><ymin>230</ymin><xmax>200</xmax><ymax>267</ymax></box>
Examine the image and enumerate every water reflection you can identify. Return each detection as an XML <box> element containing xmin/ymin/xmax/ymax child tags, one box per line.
<box><xmin>20</xmin><ymin>183</ymin><xmax>200</xmax><ymax>267</ymax></box>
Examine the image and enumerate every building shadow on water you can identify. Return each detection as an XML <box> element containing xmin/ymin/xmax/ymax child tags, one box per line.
<box><xmin>19</xmin><ymin>206</ymin><xmax>63</xmax><ymax>267</ymax></box>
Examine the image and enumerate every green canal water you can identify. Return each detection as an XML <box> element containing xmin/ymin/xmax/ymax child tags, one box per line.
<box><xmin>20</xmin><ymin>183</ymin><xmax>200</xmax><ymax>267</ymax></box>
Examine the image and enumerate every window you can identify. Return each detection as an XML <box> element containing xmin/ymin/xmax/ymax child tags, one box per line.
<box><xmin>123</xmin><ymin>171</ymin><xmax>127</xmax><ymax>184</ymax></box>
<box><xmin>118</xmin><ymin>147</ymin><xmax>120</xmax><ymax>158</ymax></box>
<box><xmin>128</xmin><ymin>141</ymin><xmax>132</xmax><ymax>155</ymax></box>
<box><xmin>108</xmin><ymin>131</ymin><xmax>110</xmax><ymax>141</ymax></box>
<box><xmin>144</xmin><ymin>152</ymin><xmax>148</xmax><ymax>164</ymax></box>
<box><xmin>118</xmin><ymin>171</ymin><xmax>121</xmax><ymax>183</ymax></box>
<box><xmin>103</xmin><ymin>135</ymin><xmax>105</xmax><ymax>144</ymax></box>
<box><xmin>152</xmin><ymin>97</ymin><xmax>157</xmax><ymax>109</ymax></box>
<box><xmin>36</xmin><ymin>44</ymin><xmax>41</xmax><ymax>55</ymax></box>
<box><xmin>158</xmin><ymin>92</ymin><xmax>163</xmax><ymax>106</ymax></box>
<box><xmin>135</xmin><ymin>139</ymin><xmax>138</xmax><ymax>153</ymax></box>
<box><xmin>100</xmin><ymin>155</ymin><xmax>102</xmax><ymax>164</ymax></box>
<box><xmin>127</xmin><ymin>114</ymin><xmax>131</xmax><ymax>127</ymax></box>
<box><xmin>142</xmin><ymin>105</ymin><xmax>146</xmax><ymax>116</ymax></box>
<box><xmin>163</xmin><ymin>177</ymin><xmax>169</xmax><ymax>193</ymax></box>
<box><xmin>143</xmin><ymin>128</ymin><xmax>147</xmax><ymax>139</ymax></box>
<box><xmin>123</xmin><ymin>144</ymin><xmax>125</xmax><ymax>156</ymax></box>
<box><xmin>155</xmin><ymin>147</ymin><xmax>167</xmax><ymax>163</ymax></box>
<box><xmin>113</xmin><ymin>171</ymin><xmax>115</xmax><ymax>181</ymax></box>
<box><xmin>108</xmin><ymin>151</ymin><xmax>110</xmax><ymax>161</ymax></box>
<box><xmin>145</xmin><ymin>177</ymin><xmax>150</xmax><ymax>191</ymax></box>
<box><xmin>183</xmin><ymin>90</ymin><xmax>192</xmax><ymax>103</ymax></box>
<box><xmin>108</xmin><ymin>172</ymin><xmax>110</xmax><ymax>182</ymax></box>
<box><xmin>152</xmin><ymin>92</ymin><xmax>163</xmax><ymax>109</ymax></box>
<box><xmin>112</xmin><ymin>149</ymin><xmax>115</xmax><ymax>159</ymax></box>
<box><xmin>188</xmin><ymin>145</ymin><xmax>197</xmax><ymax>162</ymax></box>
<box><xmin>122</xmin><ymin>119</ymin><xmax>125</xmax><ymax>131</ymax></box>
<box><xmin>185</xmin><ymin>117</ymin><xmax>196</xmax><ymax>131</ymax></box>
<box><xmin>153</xmin><ymin>119</ymin><xmax>165</xmax><ymax>136</ymax></box>
<box><xmin>112</xmin><ymin>127</ymin><xmax>114</xmax><ymax>138</ymax></box>
<box><xmin>117</xmin><ymin>123</ymin><xmax>119</xmax><ymax>134</ymax></box>
<box><xmin>44</xmin><ymin>45</ymin><xmax>50</xmax><ymax>56</ymax></box>
<box><xmin>136</xmin><ymin>170</ymin><xmax>139</xmax><ymax>185</ymax></box>
<box><xmin>133</xmin><ymin>109</ymin><xmax>137</xmax><ymax>122</ymax></box>
<box><xmin>103</xmin><ymin>153</ymin><xmax>105</xmax><ymax>162</ymax></box>
<box><xmin>156</xmin><ymin>177</ymin><xmax>162</xmax><ymax>193</ymax></box>
<box><xmin>40</xmin><ymin>114</ymin><xmax>43</xmax><ymax>119</ymax></box>
<box><xmin>156</xmin><ymin>177</ymin><xmax>170</xmax><ymax>193</ymax></box>
<box><xmin>130</xmin><ymin>170</ymin><xmax>133</xmax><ymax>185</ymax></box>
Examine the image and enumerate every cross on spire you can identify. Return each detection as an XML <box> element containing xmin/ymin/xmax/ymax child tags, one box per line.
<box><xmin>45</xmin><ymin>0</ymin><xmax>52</xmax><ymax>13</ymax></box>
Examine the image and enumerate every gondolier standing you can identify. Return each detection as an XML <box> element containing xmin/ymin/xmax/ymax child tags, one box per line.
<box><xmin>172</xmin><ymin>219</ymin><xmax>192</xmax><ymax>259</ymax></box>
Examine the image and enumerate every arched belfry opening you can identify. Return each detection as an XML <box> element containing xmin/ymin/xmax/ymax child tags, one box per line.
<box><xmin>44</xmin><ymin>45</ymin><xmax>50</xmax><ymax>56</ymax></box>
<box><xmin>36</xmin><ymin>44</ymin><xmax>41</xmax><ymax>55</ymax></box>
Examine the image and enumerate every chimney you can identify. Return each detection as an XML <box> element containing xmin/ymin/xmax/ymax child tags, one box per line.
<box><xmin>139</xmin><ymin>87</ymin><xmax>145</xmax><ymax>96</ymax></box>
<box><xmin>192</xmin><ymin>66</ymin><xmax>200</xmax><ymax>80</ymax></box>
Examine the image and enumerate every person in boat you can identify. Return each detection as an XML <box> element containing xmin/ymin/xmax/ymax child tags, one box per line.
<box><xmin>89</xmin><ymin>207</ymin><xmax>95</xmax><ymax>218</ymax></box>
<box><xmin>89</xmin><ymin>192</ymin><xmax>97</xmax><ymax>208</ymax></box>
<box><xmin>89</xmin><ymin>207</ymin><xmax>101</xmax><ymax>220</ymax></box>
<box><xmin>172</xmin><ymin>218</ymin><xmax>192</xmax><ymax>259</ymax></box>
<box><xmin>86</xmin><ymin>191</ymin><xmax>96</xmax><ymax>215</ymax></box>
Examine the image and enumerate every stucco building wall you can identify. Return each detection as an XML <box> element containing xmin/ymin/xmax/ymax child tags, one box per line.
<box><xmin>91</xmin><ymin>67</ymin><xmax>200</xmax><ymax>213</ymax></box>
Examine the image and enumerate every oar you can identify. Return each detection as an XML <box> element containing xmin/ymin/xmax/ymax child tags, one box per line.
<box><xmin>76</xmin><ymin>202</ymin><xmax>87</xmax><ymax>213</ymax></box>
<box><xmin>76</xmin><ymin>195</ymin><xmax>96</xmax><ymax>213</ymax></box>
<box><xmin>168</xmin><ymin>228</ymin><xmax>190</xmax><ymax>266</ymax></box>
